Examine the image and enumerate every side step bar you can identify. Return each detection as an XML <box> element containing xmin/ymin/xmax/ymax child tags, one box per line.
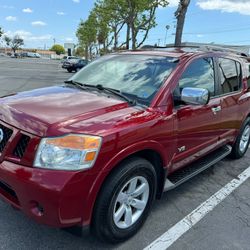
<box><xmin>164</xmin><ymin>145</ymin><xmax>232</xmax><ymax>192</ymax></box>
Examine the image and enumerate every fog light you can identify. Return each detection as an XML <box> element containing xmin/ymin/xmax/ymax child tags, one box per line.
<box><xmin>30</xmin><ymin>201</ymin><xmax>44</xmax><ymax>217</ymax></box>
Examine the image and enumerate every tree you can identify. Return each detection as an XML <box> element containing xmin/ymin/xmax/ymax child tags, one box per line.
<box><xmin>75</xmin><ymin>46</ymin><xmax>85</xmax><ymax>57</ymax></box>
<box><xmin>94</xmin><ymin>0</ymin><xmax>126</xmax><ymax>51</ymax></box>
<box><xmin>4</xmin><ymin>35</ymin><xmax>24</xmax><ymax>53</ymax></box>
<box><xmin>76</xmin><ymin>11</ymin><xmax>98</xmax><ymax>60</ymax></box>
<box><xmin>77</xmin><ymin>0</ymin><xmax>169</xmax><ymax>53</ymax></box>
<box><xmin>50</xmin><ymin>44</ymin><xmax>65</xmax><ymax>55</ymax></box>
<box><xmin>0</xmin><ymin>27</ymin><xmax>3</xmax><ymax>38</ymax></box>
<box><xmin>94</xmin><ymin>0</ymin><xmax>168</xmax><ymax>50</ymax></box>
<box><xmin>174</xmin><ymin>0</ymin><xmax>190</xmax><ymax>46</ymax></box>
<box><xmin>122</xmin><ymin>0</ymin><xmax>168</xmax><ymax>50</ymax></box>
<box><xmin>3</xmin><ymin>36</ymin><xmax>11</xmax><ymax>46</ymax></box>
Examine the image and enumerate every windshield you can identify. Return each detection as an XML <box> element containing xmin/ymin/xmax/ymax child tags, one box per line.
<box><xmin>70</xmin><ymin>54</ymin><xmax>178</xmax><ymax>105</ymax></box>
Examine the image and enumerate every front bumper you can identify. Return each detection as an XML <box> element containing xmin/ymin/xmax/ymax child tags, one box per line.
<box><xmin>0</xmin><ymin>160</ymin><xmax>94</xmax><ymax>228</ymax></box>
<box><xmin>62</xmin><ymin>65</ymin><xmax>71</xmax><ymax>69</ymax></box>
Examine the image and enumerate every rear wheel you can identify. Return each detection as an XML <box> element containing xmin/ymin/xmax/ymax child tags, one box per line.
<box><xmin>91</xmin><ymin>157</ymin><xmax>157</xmax><ymax>243</ymax></box>
<box><xmin>231</xmin><ymin>118</ymin><xmax>250</xmax><ymax>159</ymax></box>
<box><xmin>67</xmin><ymin>68</ymin><xmax>72</xmax><ymax>73</ymax></box>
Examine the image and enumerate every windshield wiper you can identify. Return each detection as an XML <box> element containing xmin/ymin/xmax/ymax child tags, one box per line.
<box><xmin>65</xmin><ymin>81</ymin><xmax>136</xmax><ymax>105</ymax></box>
<box><xmin>64</xmin><ymin>80</ymin><xmax>87</xmax><ymax>90</ymax></box>
<box><xmin>82</xmin><ymin>83</ymin><xmax>136</xmax><ymax>105</ymax></box>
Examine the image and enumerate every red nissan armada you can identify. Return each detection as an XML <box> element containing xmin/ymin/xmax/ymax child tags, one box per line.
<box><xmin>0</xmin><ymin>46</ymin><xmax>250</xmax><ymax>242</ymax></box>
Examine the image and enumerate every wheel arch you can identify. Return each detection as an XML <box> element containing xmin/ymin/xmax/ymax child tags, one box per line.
<box><xmin>84</xmin><ymin>146</ymin><xmax>167</xmax><ymax>227</ymax></box>
<box><xmin>99</xmin><ymin>144</ymin><xmax>168</xmax><ymax>200</ymax></box>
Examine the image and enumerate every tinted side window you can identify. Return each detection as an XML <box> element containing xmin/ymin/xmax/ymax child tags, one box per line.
<box><xmin>218</xmin><ymin>58</ymin><xmax>241</xmax><ymax>94</ymax></box>
<box><xmin>246</xmin><ymin>63</ymin><xmax>250</xmax><ymax>89</ymax></box>
<box><xmin>179</xmin><ymin>58</ymin><xmax>215</xmax><ymax>96</ymax></box>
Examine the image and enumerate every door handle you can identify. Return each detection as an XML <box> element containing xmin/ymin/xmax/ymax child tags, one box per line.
<box><xmin>211</xmin><ymin>106</ymin><xmax>221</xmax><ymax>114</ymax></box>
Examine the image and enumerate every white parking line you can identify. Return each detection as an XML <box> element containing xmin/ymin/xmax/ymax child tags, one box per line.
<box><xmin>144</xmin><ymin>166</ymin><xmax>250</xmax><ymax>250</ymax></box>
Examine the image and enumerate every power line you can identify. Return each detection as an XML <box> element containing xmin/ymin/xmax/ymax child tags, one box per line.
<box><xmin>222</xmin><ymin>39</ymin><xmax>250</xmax><ymax>44</ymax></box>
<box><xmin>183</xmin><ymin>26</ymin><xmax>250</xmax><ymax>35</ymax></box>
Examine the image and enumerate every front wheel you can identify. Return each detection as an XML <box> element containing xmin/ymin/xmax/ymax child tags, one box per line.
<box><xmin>231</xmin><ymin>118</ymin><xmax>250</xmax><ymax>159</ymax></box>
<box><xmin>91</xmin><ymin>157</ymin><xmax>157</xmax><ymax>243</ymax></box>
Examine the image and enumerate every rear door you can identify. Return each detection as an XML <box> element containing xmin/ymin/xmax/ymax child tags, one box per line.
<box><xmin>216</xmin><ymin>57</ymin><xmax>243</xmax><ymax>143</ymax></box>
<box><xmin>172</xmin><ymin>57</ymin><xmax>223</xmax><ymax>171</ymax></box>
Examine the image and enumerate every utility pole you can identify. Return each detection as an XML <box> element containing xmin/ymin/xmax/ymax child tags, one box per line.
<box><xmin>164</xmin><ymin>25</ymin><xmax>170</xmax><ymax>46</ymax></box>
<box><xmin>175</xmin><ymin>0</ymin><xmax>190</xmax><ymax>46</ymax></box>
<box><xmin>53</xmin><ymin>38</ymin><xmax>56</xmax><ymax>45</ymax></box>
<box><xmin>157</xmin><ymin>39</ymin><xmax>161</xmax><ymax>46</ymax></box>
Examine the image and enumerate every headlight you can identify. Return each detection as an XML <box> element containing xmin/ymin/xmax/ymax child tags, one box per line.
<box><xmin>34</xmin><ymin>134</ymin><xmax>102</xmax><ymax>170</ymax></box>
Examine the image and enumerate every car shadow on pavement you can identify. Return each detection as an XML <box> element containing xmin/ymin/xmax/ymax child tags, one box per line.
<box><xmin>0</xmin><ymin>202</ymin><xmax>121</xmax><ymax>250</ymax></box>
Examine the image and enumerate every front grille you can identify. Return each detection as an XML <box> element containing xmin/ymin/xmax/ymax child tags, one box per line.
<box><xmin>13</xmin><ymin>134</ymin><xmax>30</xmax><ymax>158</ymax></box>
<box><xmin>0</xmin><ymin>124</ymin><xmax>13</xmax><ymax>153</ymax></box>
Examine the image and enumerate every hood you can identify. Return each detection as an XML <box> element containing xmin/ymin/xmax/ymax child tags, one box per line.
<box><xmin>0</xmin><ymin>86</ymin><xmax>141</xmax><ymax>136</ymax></box>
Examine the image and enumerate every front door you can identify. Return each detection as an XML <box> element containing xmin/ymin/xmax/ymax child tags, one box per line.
<box><xmin>172</xmin><ymin>57</ymin><xmax>222</xmax><ymax>171</ymax></box>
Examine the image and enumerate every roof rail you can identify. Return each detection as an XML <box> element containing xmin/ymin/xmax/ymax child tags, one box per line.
<box><xmin>201</xmin><ymin>45</ymin><xmax>248</xmax><ymax>57</ymax></box>
<box><xmin>140</xmin><ymin>44</ymin><xmax>248</xmax><ymax>57</ymax></box>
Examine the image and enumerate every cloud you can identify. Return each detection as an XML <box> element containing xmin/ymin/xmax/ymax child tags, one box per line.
<box><xmin>0</xmin><ymin>5</ymin><xmax>14</xmax><ymax>9</ymax></box>
<box><xmin>4</xmin><ymin>30</ymin><xmax>52</xmax><ymax>41</ymax></box>
<box><xmin>72</xmin><ymin>0</ymin><xmax>80</xmax><ymax>3</ymax></box>
<box><xmin>29</xmin><ymin>34</ymin><xmax>53</xmax><ymax>41</ymax></box>
<box><xmin>57</xmin><ymin>11</ymin><xmax>66</xmax><ymax>15</ymax></box>
<box><xmin>197</xmin><ymin>0</ymin><xmax>250</xmax><ymax>15</ymax></box>
<box><xmin>65</xmin><ymin>37</ymin><xmax>74</xmax><ymax>42</ymax></box>
<box><xmin>23</xmin><ymin>8</ymin><xmax>33</xmax><ymax>13</ymax></box>
<box><xmin>167</xmin><ymin>0</ymin><xmax>179</xmax><ymax>7</ymax></box>
<box><xmin>31</xmin><ymin>21</ymin><xmax>47</xmax><ymax>26</ymax></box>
<box><xmin>158</xmin><ymin>0</ymin><xmax>179</xmax><ymax>9</ymax></box>
<box><xmin>5</xmin><ymin>16</ymin><xmax>17</xmax><ymax>21</ymax></box>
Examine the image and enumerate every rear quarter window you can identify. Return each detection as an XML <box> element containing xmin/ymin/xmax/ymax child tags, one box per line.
<box><xmin>218</xmin><ymin>58</ymin><xmax>241</xmax><ymax>94</ymax></box>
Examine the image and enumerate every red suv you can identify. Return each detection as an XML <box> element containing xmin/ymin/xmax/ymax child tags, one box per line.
<box><xmin>0</xmin><ymin>46</ymin><xmax>250</xmax><ymax>243</ymax></box>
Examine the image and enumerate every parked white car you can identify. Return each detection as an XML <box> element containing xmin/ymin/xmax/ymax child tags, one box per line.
<box><xmin>61</xmin><ymin>56</ymin><xmax>79</xmax><ymax>63</ymax></box>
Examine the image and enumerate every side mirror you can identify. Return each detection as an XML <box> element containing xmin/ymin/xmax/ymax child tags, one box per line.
<box><xmin>181</xmin><ymin>87</ymin><xmax>210</xmax><ymax>105</ymax></box>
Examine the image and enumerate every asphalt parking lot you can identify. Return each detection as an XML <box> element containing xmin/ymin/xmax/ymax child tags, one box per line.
<box><xmin>0</xmin><ymin>57</ymin><xmax>250</xmax><ymax>250</ymax></box>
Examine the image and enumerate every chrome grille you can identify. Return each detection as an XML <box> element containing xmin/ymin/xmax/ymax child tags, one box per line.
<box><xmin>0</xmin><ymin>124</ymin><xmax>13</xmax><ymax>153</ymax></box>
<box><xmin>13</xmin><ymin>134</ymin><xmax>30</xmax><ymax>158</ymax></box>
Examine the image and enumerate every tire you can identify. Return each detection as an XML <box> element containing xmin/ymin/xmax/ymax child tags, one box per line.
<box><xmin>91</xmin><ymin>157</ymin><xmax>157</xmax><ymax>243</ymax></box>
<box><xmin>67</xmin><ymin>69</ymin><xmax>72</xmax><ymax>73</ymax></box>
<box><xmin>231</xmin><ymin>117</ymin><xmax>250</xmax><ymax>159</ymax></box>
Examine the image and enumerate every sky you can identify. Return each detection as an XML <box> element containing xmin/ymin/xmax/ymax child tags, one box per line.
<box><xmin>1</xmin><ymin>0</ymin><xmax>250</xmax><ymax>49</ymax></box>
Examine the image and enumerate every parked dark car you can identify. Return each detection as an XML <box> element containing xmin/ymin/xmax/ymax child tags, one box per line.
<box><xmin>0</xmin><ymin>46</ymin><xmax>250</xmax><ymax>243</ymax></box>
<box><xmin>62</xmin><ymin>59</ymin><xmax>88</xmax><ymax>72</ymax></box>
<box><xmin>10</xmin><ymin>53</ymin><xmax>21</xmax><ymax>58</ymax></box>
